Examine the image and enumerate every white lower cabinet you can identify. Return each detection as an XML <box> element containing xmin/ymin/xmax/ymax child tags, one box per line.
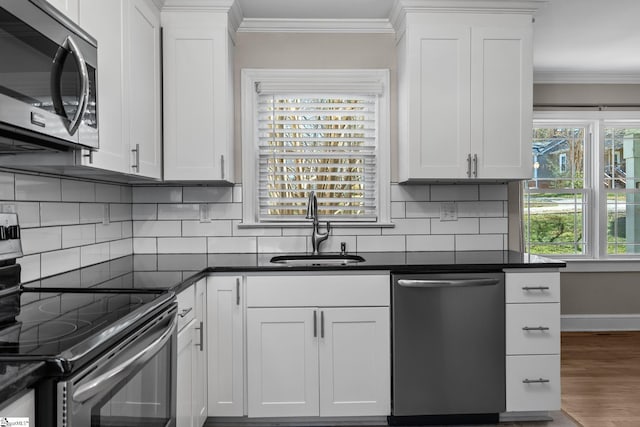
<box><xmin>0</xmin><ymin>389</ymin><xmax>35</xmax><ymax>423</ymax></box>
<box><xmin>176</xmin><ymin>279</ymin><xmax>207</xmax><ymax>427</ymax></box>
<box><xmin>207</xmin><ymin>275</ymin><xmax>244</xmax><ymax>416</ymax></box>
<box><xmin>245</xmin><ymin>273</ymin><xmax>390</xmax><ymax>418</ymax></box>
<box><xmin>504</xmin><ymin>271</ymin><xmax>561</xmax><ymax>414</ymax></box>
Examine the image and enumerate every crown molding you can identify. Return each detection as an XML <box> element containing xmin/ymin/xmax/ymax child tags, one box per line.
<box><xmin>534</xmin><ymin>71</ymin><xmax>640</xmax><ymax>84</ymax></box>
<box><xmin>162</xmin><ymin>0</ymin><xmax>236</xmax><ymax>11</ymax></box>
<box><xmin>237</xmin><ymin>18</ymin><xmax>395</xmax><ymax>34</ymax></box>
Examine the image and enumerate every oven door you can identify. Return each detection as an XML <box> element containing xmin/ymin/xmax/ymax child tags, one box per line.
<box><xmin>58</xmin><ymin>307</ymin><xmax>177</xmax><ymax>427</ymax></box>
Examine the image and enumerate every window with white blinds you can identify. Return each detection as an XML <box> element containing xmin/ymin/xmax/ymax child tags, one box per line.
<box><xmin>242</xmin><ymin>69</ymin><xmax>390</xmax><ymax>226</ymax></box>
<box><xmin>257</xmin><ymin>93</ymin><xmax>377</xmax><ymax>221</ymax></box>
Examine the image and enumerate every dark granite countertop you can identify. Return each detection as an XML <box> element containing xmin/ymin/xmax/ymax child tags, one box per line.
<box><xmin>0</xmin><ymin>361</ymin><xmax>46</xmax><ymax>404</ymax></box>
<box><xmin>22</xmin><ymin>250</ymin><xmax>566</xmax><ymax>294</ymax></box>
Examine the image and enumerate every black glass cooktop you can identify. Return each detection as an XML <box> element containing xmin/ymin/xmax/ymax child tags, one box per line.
<box><xmin>0</xmin><ymin>290</ymin><xmax>172</xmax><ymax>373</ymax></box>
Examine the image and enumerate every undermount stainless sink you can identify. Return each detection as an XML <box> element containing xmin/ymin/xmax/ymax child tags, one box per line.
<box><xmin>270</xmin><ymin>254</ymin><xmax>365</xmax><ymax>266</ymax></box>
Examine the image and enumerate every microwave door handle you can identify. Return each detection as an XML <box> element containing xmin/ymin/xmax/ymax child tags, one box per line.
<box><xmin>51</xmin><ymin>36</ymin><xmax>90</xmax><ymax>135</ymax></box>
<box><xmin>72</xmin><ymin>314</ymin><xmax>177</xmax><ymax>404</ymax></box>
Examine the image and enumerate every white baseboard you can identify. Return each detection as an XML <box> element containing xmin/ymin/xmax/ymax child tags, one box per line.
<box><xmin>561</xmin><ymin>314</ymin><xmax>640</xmax><ymax>331</ymax></box>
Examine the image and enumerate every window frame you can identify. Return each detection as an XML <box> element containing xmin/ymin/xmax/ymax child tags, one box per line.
<box><xmin>240</xmin><ymin>69</ymin><xmax>391</xmax><ymax>227</ymax></box>
<box><xmin>530</xmin><ymin>110</ymin><xmax>640</xmax><ymax>260</ymax></box>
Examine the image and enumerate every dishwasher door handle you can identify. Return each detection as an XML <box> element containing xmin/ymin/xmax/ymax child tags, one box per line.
<box><xmin>397</xmin><ymin>278</ymin><xmax>499</xmax><ymax>288</ymax></box>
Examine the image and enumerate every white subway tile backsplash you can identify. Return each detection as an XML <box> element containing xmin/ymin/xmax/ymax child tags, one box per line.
<box><xmin>455</xmin><ymin>234</ymin><xmax>504</xmax><ymax>251</ymax></box>
<box><xmin>0</xmin><ymin>172</ymin><xmax>15</xmax><ymax>200</ymax></box>
<box><xmin>62</xmin><ymin>224</ymin><xmax>95</xmax><ymax>248</ymax></box>
<box><xmin>232</xmin><ymin>221</ymin><xmax>281</xmax><ymax>237</ymax></box>
<box><xmin>321</xmin><ymin>236</ymin><xmax>357</xmax><ymax>254</ymax></box>
<box><xmin>40</xmin><ymin>203</ymin><xmax>79</xmax><ymax>226</ymax></box>
<box><xmin>383</xmin><ymin>218</ymin><xmax>430</xmax><ymax>235</ymax></box>
<box><xmin>80</xmin><ymin>203</ymin><xmax>104</xmax><ymax>224</ymax></box>
<box><xmin>42</xmin><ymin>248</ymin><xmax>80</xmax><ymax>277</ymax></box>
<box><xmin>158</xmin><ymin>204</ymin><xmax>200</xmax><ymax>220</ymax></box>
<box><xmin>210</xmin><ymin>203</ymin><xmax>242</xmax><ymax>220</ymax></box>
<box><xmin>282</xmin><ymin>227</ymin><xmax>313</xmax><ymax>237</ymax></box>
<box><xmin>62</xmin><ymin>180</ymin><xmax>95</xmax><ymax>202</ymax></box>
<box><xmin>133</xmin><ymin>186</ymin><xmax>182</xmax><ymax>203</ymax></box>
<box><xmin>22</xmin><ymin>227</ymin><xmax>62</xmax><ymax>255</ymax></box>
<box><xmin>207</xmin><ymin>236</ymin><xmax>256</xmax><ymax>253</ymax></box>
<box><xmin>431</xmin><ymin>184</ymin><xmax>478</xmax><ymax>201</ymax></box>
<box><xmin>110</xmin><ymin>204</ymin><xmax>132</xmax><ymax>221</ymax></box>
<box><xmin>15</xmin><ymin>174</ymin><xmax>61</xmax><ymax>201</ymax></box>
<box><xmin>391</xmin><ymin>202</ymin><xmax>405</xmax><ymax>219</ymax></box>
<box><xmin>183</xmin><ymin>187</ymin><xmax>232</xmax><ymax>203</ymax></box>
<box><xmin>457</xmin><ymin>201</ymin><xmax>505</xmax><ymax>218</ymax></box>
<box><xmin>96</xmin><ymin>222</ymin><xmax>123</xmax><ymax>243</ymax></box>
<box><xmin>110</xmin><ymin>238</ymin><xmax>133</xmax><ymax>258</ymax></box>
<box><xmin>258</xmin><ymin>236</ymin><xmax>306</xmax><ymax>253</ymax></box>
<box><xmin>391</xmin><ymin>184</ymin><xmax>429</xmax><ymax>202</ymax></box>
<box><xmin>406</xmin><ymin>202</ymin><xmax>440</xmax><ymax>218</ymax></box>
<box><xmin>157</xmin><ymin>237</ymin><xmax>206</xmax><ymax>253</ymax></box>
<box><xmin>133</xmin><ymin>220</ymin><xmax>181</xmax><ymax>237</ymax></box>
<box><xmin>233</xmin><ymin>185</ymin><xmax>243</xmax><ymax>203</ymax></box>
<box><xmin>121</xmin><ymin>186</ymin><xmax>133</xmax><ymax>203</ymax></box>
<box><xmin>480</xmin><ymin>217</ymin><xmax>508</xmax><ymax>234</ymax></box>
<box><xmin>122</xmin><ymin>221</ymin><xmax>133</xmax><ymax>238</ymax></box>
<box><xmin>81</xmin><ymin>242</ymin><xmax>110</xmax><ymax>267</ymax></box>
<box><xmin>332</xmin><ymin>227</ymin><xmax>381</xmax><ymax>236</ymax></box>
<box><xmin>96</xmin><ymin>184</ymin><xmax>121</xmax><ymax>203</ymax></box>
<box><xmin>17</xmin><ymin>254</ymin><xmax>40</xmax><ymax>283</ymax></box>
<box><xmin>406</xmin><ymin>235</ymin><xmax>455</xmax><ymax>252</ymax></box>
<box><xmin>15</xmin><ymin>202</ymin><xmax>40</xmax><ymax>227</ymax></box>
<box><xmin>356</xmin><ymin>235</ymin><xmax>405</xmax><ymax>252</ymax></box>
<box><xmin>182</xmin><ymin>220</ymin><xmax>232</xmax><ymax>237</ymax></box>
<box><xmin>431</xmin><ymin>218</ymin><xmax>479</xmax><ymax>235</ymax></box>
<box><xmin>133</xmin><ymin>237</ymin><xmax>157</xmax><ymax>254</ymax></box>
<box><xmin>479</xmin><ymin>184</ymin><xmax>508</xmax><ymax>200</ymax></box>
<box><xmin>132</xmin><ymin>204</ymin><xmax>157</xmax><ymax>220</ymax></box>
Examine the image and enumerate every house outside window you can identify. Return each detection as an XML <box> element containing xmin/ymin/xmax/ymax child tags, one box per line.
<box><xmin>241</xmin><ymin>69</ymin><xmax>390</xmax><ymax>226</ymax></box>
<box><xmin>524</xmin><ymin>111</ymin><xmax>640</xmax><ymax>259</ymax></box>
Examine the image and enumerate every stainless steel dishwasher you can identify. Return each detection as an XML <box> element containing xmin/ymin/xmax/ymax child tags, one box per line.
<box><xmin>390</xmin><ymin>272</ymin><xmax>505</xmax><ymax>425</ymax></box>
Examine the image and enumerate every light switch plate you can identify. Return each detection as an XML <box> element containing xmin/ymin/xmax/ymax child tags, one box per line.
<box><xmin>440</xmin><ymin>202</ymin><xmax>458</xmax><ymax>221</ymax></box>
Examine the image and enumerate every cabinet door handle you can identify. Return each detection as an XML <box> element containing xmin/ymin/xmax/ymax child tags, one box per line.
<box><xmin>236</xmin><ymin>278</ymin><xmax>240</xmax><ymax>306</ymax></box>
<box><xmin>131</xmin><ymin>143</ymin><xmax>140</xmax><ymax>173</ymax></box>
<box><xmin>83</xmin><ymin>150</ymin><xmax>94</xmax><ymax>164</ymax></box>
<box><xmin>313</xmin><ymin>310</ymin><xmax>317</xmax><ymax>338</ymax></box>
<box><xmin>522</xmin><ymin>326</ymin><xmax>550</xmax><ymax>331</ymax></box>
<box><xmin>472</xmin><ymin>153</ymin><xmax>478</xmax><ymax>178</ymax></box>
<box><xmin>466</xmin><ymin>154</ymin><xmax>472</xmax><ymax>178</ymax></box>
<box><xmin>523</xmin><ymin>378</ymin><xmax>550</xmax><ymax>384</ymax></box>
<box><xmin>522</xmin><ymin>286</ymin><xmax>550</xmax><ymax>291</ymax></box>
<box><xmin>221</xmin><ymin>155</ymin><xmax>225</xmax><ymax>180</ymax></box>
<box><xmin>178</xmin><ymin>307</ymin><xmax>193</xmax><ymax>318</ymax></box>
<box><xmin>320</xmin><ymin>311</ymin><xmax>325</xmax><ymax>338</ymax></box>
<box><xmin>194</xmin><ymin>321</ymin><xmax>204</xmax><ymax>352</ymax></box>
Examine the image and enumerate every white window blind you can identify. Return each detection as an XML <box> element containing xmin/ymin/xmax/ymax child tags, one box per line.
<box><xmin>257</xmin><ymin>92</ymin><xmax>378</xmax><ymax>222</ymax></box>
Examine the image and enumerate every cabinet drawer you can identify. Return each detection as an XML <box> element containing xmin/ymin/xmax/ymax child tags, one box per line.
<box><xmin>506</xmin><ymin>355</ymin><xmax>560</xmax><ymax>412</ymax></box>
<box><xmin>177</xmin><ymin>285</ymin><xmax>195</xmax><ymax>331</ymax></box>
<box><xmin>506</xmin><ymin>303</ymin><xmax>560</xmax><ymax>355</ymax></box>
<box><xmin>505</xmin><ymin>272</ymin><xmax>560</xmax><ymax>303</ymax></box>
<box><xmin>246</xmin><ymin>274</ymin><xmax>389</xmax><ymax>307</ymax></box>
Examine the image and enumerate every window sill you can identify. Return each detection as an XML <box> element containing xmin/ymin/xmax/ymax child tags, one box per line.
<box><xmin>238</xmin><ymin>221</ymin><xmax>396</xmax><ymax>229</ymax></box>
<box><xmin>559</xmin><ymin>258</ymin><xmax>640</xmax><ymax>273</ymax></box>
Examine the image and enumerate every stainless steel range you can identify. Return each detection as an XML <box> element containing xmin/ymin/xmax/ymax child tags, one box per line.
<box><xmin>0</xmin><ymin>213</ymin><xmax>178</xmax><ymax>427</ymax></box>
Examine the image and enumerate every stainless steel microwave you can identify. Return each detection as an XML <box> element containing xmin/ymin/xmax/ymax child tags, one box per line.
<box><xmin>0</xmin><ymin>0</ymin><xmax>98</xmax><ymax>153</ymax></box>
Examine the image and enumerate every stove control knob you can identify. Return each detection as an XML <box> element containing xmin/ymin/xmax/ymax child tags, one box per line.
<box><xmin>6</xmin><ymin>225</ymin><xmax>20</xmax><ymax>239</ymax></box>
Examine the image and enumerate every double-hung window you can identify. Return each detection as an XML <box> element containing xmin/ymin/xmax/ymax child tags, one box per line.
<box><xmin>241</xmin><ymin>69</ymin><xmax>390</xmax><ymax>226</ymax></box>
<box><xmin>524</xmin><ymin>111</ymin><xmax>640</xmax><ymax>259</ymax></box>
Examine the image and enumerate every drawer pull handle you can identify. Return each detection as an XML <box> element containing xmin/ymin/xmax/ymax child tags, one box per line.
<box><xmin>522</xmin><ymin>326</ymin><xmax>550</xmax><ymax>331</ymax></box>
<box><xmin>236</xmin><ymin>278</ymin><xmax>240</xmax><ymax>306</ymax></box>
<box><xmin>522</xmin><ymin>286</ymin><xmax>550</xmax><ymax>291</ymax></box>
<box><xmin>178</xmin><ymin>307</ymin><xmax>193</xmax><ymax>318</ymax></box>
<box><xmin>523</xmin><ymin>378</ymin><xmax>550</xmax><ymax>384</ymax></box>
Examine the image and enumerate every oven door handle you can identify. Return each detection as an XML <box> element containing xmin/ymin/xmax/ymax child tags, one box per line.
<box><xmin>72</xmin><ymin>313</ymin><xmax>177</xmax><ymax>404</ymax></box>
<box><xmin>397</xmin><ymin>278</ymin><xmax>499</xmax><ymax>288</ymax></box>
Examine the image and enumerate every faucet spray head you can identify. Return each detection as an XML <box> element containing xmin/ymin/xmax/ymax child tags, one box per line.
<box><xmin>306</xmin><ymin>190</ymin><xmax>316</xmax><ymax>219</ymax></box>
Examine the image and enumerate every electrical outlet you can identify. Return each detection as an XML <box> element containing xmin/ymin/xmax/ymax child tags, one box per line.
<box><xmin>199</xmin><ymin>204</ymin><xmax>211</xmax><ymax>223</ymax></box>
<box><xmin>440</xmin><ymin>202</ymin><xmax>458</xmax><ymax>221</ymax></box>
<box><xmin>103</xmin><ymin>204</ymin><xmax>110</xmax><ymax>225</ymax></box>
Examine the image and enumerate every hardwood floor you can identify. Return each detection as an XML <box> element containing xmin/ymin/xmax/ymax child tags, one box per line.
<box><xmin>561</xmin><ymin>331</ymin><xmax>640</xmax><ymax>427</ymax></box>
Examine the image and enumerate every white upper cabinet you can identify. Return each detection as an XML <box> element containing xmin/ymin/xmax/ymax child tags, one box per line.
<box><xmin>45</xmin><ymin>0</ymin><xmax>79</xmax><ymax>22</ymax></box>
<box><xmin>78</xmin><ymin>0</ymin><xmax>162</xmax><ymax>179</ymax></box>
<box><xmin>162</xmin><ymin>5</ymin><xmax>237</xmax><ymax>182</ymax></box>
<box><xmin>395</xmin><ymin>3</ymin><xmax>538</xmax><ymax>181</ymax></box>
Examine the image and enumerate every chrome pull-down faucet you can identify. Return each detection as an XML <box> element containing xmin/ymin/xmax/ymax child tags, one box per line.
<box><xmin>306</xmin><ymin>191</ymin><xmax>330</xmax><ymax>255</ymax></box>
